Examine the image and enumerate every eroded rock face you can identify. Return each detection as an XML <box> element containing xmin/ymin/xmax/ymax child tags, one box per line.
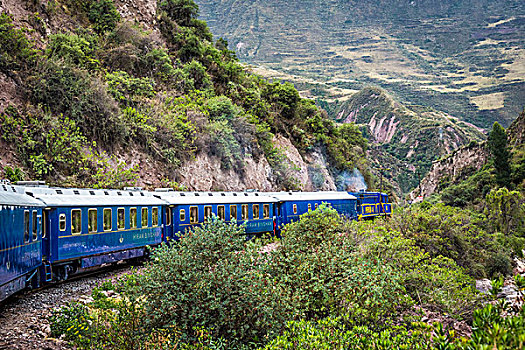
<box><xmin>273</xmin><ymin>134</ymin><xmax>337</xmax><ymax>191</ymax></box>
<box><xmin>175</xmin><ymin>136</ymin><xmax>338</xmax><ymax>192</ymax></box>
<box><xmin>410</xmin><ymin>143</ymin><xmax>488</xmax><ymax>200</ymax></box>
<box><xmin>176</xmin><ymin>152</ymin><xmax>274</xmax><ymax>191</ymax></box>
<box><xmin>114</xmin><ymin>0</ymin><xmax>158</xmax><ymax>30</ymax></box>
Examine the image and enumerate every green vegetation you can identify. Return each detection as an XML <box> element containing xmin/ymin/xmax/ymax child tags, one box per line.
<box><xmin>196</xmin><ymin>0</ymin><xmax>525</xmax><ymax>128</ymax></box>
<box><xmin>0</xmin><ymin>13</ymin><xmax>38</xmax><ymax>73</ymax></box>
<box><xmin>438</xmin><ymin>113</ymin><xmax>524</xmax><ymax>210</ymax></box>
<box><xmin>49</xmin><ymin>203</ymin><xmax>525</xmax><ymax>349</ymax></box>
<box><xmin>488</xmin><ymin>122</ymin><xmax>512</xmax><ymax>187</ymax></box>
<box><xmin>0</xmin><ymin>0</ymin><xmax>368</xmax><ymax>189</ymax></box>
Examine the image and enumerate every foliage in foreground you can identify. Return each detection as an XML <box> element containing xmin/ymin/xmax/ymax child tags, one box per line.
<box><xmin>48</xmin><ymin>203</ymin><xmax>525</xmax><ymax>349</ymax></box>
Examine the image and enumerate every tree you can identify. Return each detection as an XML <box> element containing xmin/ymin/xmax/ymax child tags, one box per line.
<box><xmin>487</xmin><ymin>122</ymin><xmax>511</xmax><ymax>187</ymax></box>
<box><xmin>159</xmin><ymin>0</ymin><xmax>199</xmax><ymax>27</ymax></box>
<box><xmin>88</xmin><ymin>0</ymin><xmax>121</xmax><ymax>34</ymax></box>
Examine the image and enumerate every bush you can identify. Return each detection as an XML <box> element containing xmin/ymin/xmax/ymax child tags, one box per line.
<box><xmin>0</xmin><ymin>13</ymin><xmax>38</xmax><ymax>73</ymax></box>
<box><xmin>82</xmin><ymin>150</ymin><xmax>139</xmax><ymax>189</ymax></box>
<box><xmin>46</xmin><ymin>31</ymin><xmax>99</xmax><ymax>69</ymax></box>
<box><xmin>105</xmin><ymin>70</ymin><xmax>156</xmax><ymax>105</ymax></box>
<box><xmin>266</xmin><ymin>206</ymin><xmax>410</xmax><ymax>324</ymax></box>
<box><xmin>206</xmin><ymin>120</ymin><xmax>244</xmax><ymax>170</ymax></box>
<box><xmin>1</xmin><ymin>107</ymin><xmax>87</xmax><ymax>180</ymax></box>
<box><xmin>383</xmin><ymin>203</ymin><xmax>512</xmax><ymax>279</ymax></box>
<box><xmin>29</xmin><ymin>59</ymin><xmax>125</xmax><ymax>145</ymax></box>
<box><xmin>263</xmin><ymin>318</ymin><xmax>435</xmax><ymax>350</ymax></box>
<box><xmin>125</xmin><ymin>218</ymin><xmax>288</xmax><ymax>347</ymax></box>
<box><xmin>89</xmin><ymin>0</ymin><xmax>121</xmax><ymax>34</ymax></box>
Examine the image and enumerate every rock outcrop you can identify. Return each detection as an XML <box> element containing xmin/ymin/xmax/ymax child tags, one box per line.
<box><xmin>409</xmin><ymin>143</ymin><xmax>488</xmax><ymax>200</ymax></box>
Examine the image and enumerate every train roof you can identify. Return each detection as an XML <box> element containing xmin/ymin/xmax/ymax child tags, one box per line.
<box><xmin>267</xmin><ymin>191</ymin><xmax>357</xmax><ymax>201</ymax></box>
<box><xmin>0</xmin><ymin>183</ymin><xmax>45</xmax><ymax>207</ymax></box>
<box><xmin>21</xmin><ymin>187</ymin><xmax>166</xmax><ymax>207</ymax></box>
<box><xmin>153</xmin><ymin>191</ymin><xmax>280</xmax><ymax>205</ymax></box>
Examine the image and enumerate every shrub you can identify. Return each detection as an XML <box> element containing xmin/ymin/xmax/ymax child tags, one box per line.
<box><xmin>159</xmin><ymin>0</ymin><xmax>199</xmax><ymax>27</ymax></box>
<box><xmin>29</xmin><ymin>59</ymin><xmax>125</xmax><ymax>145</ymax></box>
<box><xmin>1</xmin><ymin>107</ymin><xmax>87</xmax><ymax>180</ymax></box>
<box><xmin>89</xmin><ymin>0</ymin><xmax>121</xmax><ymax>34</ymax></box>
<box><xmin>125</xmin><ymin>218</ymin><xmax>288</xmax><ymax>347</ymax></box>
<box><xmin>263</xmin><ymin>318</ymin><xmax>435</xmax><ymax>350</ymax></box>
<box><xmin>183</xmin><ymin>60</ymin><xmax>212</xmax><ymax>90</ymax></box>
<box><xmin>49</xmin><ymin>302</ymin><xmax>92</xmax><ymax>346</ymax></box>
<box><xmin>484</xmin><ymin>187</ymin><xmax>525</xmax><ymax>236</ymax></box>
<box><xmin>266</xmin><ymin>206</ymin><xmax>410</xmax><ymax>325</ymax></box>
<box><xmin>0</xmin><ymin>13</ymin><xmax>38</xmax><ymax>73</ymax></box>
<box><xmin>46</xmin><ymin>31</ymin><xmax>99</xmax><ymax>69</ymax></box>
<box><xmin>383</xmin><ymin>203</ymin><xmax>511</xmax><ymax>279</ymax></box>
<box><xmin>105</xmin><ymin>70</ymin><xmax>156</xmax><ymax>105</ymax></box>
<box><xmin>82</xmin><ymin>150</ymin><xmax>139</xmax><ymax>189</ymax></box>
<box><xmin>2</xmin><ymin>165</ymin><xmax>24</xmax><ymax>182</ymax></box>
<box><xmin>206</xmin><ymin>120</ymin><xmax>244</xmax><ymax>170</ymax></box>
<box><xmin>50</xmin><ymin>284</ymin><xmax>179</xmax><ymax>349</ymax></box>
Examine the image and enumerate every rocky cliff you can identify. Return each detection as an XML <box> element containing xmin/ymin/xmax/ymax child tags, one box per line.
<box><xmin>409</xmin><ymin>143</ymin><xmax>489</xmax><ymax>201</ymax></box>
<box><xmin>410</xmin><ymin>109</ymin><xmax>524</xmax><ymax>200</ymax></box>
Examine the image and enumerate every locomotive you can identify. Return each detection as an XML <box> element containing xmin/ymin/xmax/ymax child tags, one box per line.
<box><xmin>0</xmin><ymin>181</ymin><xmax>391</xmax><ymax>302</ymax></box>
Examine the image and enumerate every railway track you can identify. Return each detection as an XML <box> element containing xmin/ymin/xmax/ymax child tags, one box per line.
<box><xmin>0</xmin><ymin>263</ymin><xmax>141</xmax><ymax>350</ymax></box>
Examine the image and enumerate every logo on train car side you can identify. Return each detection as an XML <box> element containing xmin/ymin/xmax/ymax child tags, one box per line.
<box><xmin>132</xmin><ymin>230</ymin><xmax>158</xmax><ymax>241</ymax></box>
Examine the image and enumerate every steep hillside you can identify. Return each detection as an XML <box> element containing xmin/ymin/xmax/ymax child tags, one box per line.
<box><xmin>336</xmin><ymin>87</ymin><xmax>484</xmax><ymax>193</ymax></box>
<box><xmin>0</xmin><ymin>0</ymin><xmax>369</xmax><ymax>191</ymax></box>
<box><xmin>411</xmin><ymin>109</ymin><xmax>524</xmax><ymax>203</ymax></box>
<box><xmin>196</xmin><ymin>0</ymin><xmax>525</xmax><ymax>128</ymax></box>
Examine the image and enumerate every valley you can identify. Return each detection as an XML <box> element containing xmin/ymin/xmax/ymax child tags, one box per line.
<box><xmin>196</xmin><ymin>0</ymin><xmax>525</xmax><ymax>128</ymax></box>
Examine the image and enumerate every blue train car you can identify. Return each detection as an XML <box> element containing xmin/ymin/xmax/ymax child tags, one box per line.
<box><xmin>350</xmin><ymin>191</ymin><xmax>392</xmax><ymax>220</ymax></box>
<box><xmin>269</xmin><ymin>191</ymin><xmax>358</xmax><ymax>230</ymax></box>
<box><xmin>24</xmin><ymin>186</ymin><xmax>166</xmax><ymax>281</ymax></box>
<box><xmin>1</xmin><ymin>183</ymin><xmax>44</xmax><ymax>301</ymax></box>
<box><xmin>153</xmin><ymin>191</ymin><xmax>279</xmax><ymax>239</ymax></box>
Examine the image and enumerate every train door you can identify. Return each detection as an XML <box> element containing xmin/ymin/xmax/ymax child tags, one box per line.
<box><xmin>41</xmin><ymin>209</ymin><xmax>51</xmax><ymax>261</ymax></box>
<box><xmin>164</xmin><ymin>206</ymin><xmax>173</xmax><ymax>241</ymax></box>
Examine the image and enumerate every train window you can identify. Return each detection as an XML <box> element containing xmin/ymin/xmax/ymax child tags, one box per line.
<box><xmin>130</xmin><ymin>208</ymin><xmax>137</xmax><ymax>228</ymax></box>
<box><xmin>88</xmin><ymin>209</ymin><xmax>97</xmax><ymax>233</ymax></box>
<box><xmin>204</xmin><ymin>206</ymin><xmax>212</xmax><ymax>219</ymax></box>
<box><xmin>103</xmin><ymin>209</ymin><xmax>112</xmax><ymax>231</ymax></box>
<box><xmin>293</xmin><ymin>204</ymin><xmax>297</xmax><ymax>215</ymax></box>
<box><xmin>263</xmin><ymin>204</ymin><xmax>270</xmax><ymax>219</ymax></box>
<box><xmin>142</xmin><ymin>208</ymin><xmax>148</xmax><ymax>228</ymax></box>
<box><xmin>165</xmin><ymin>208</ymin><xmax>172</xmax><ymax>226</ymax></box>
<box><xmin>190</xmin><ymin>206</ymin><xmax>198</xmax><ymax>224</ymax></box>
<box><xmin>24</xmin><ymin>211</ymin><xmax>30</xmax><ymax>242</ymax></box>
<box><xmin>180</xmin><ymin>209</ymin><xmax>186</xmax><ymax>222</ymax></box>
<box><xmin>242</xmin><ymin>204</ymin><xmax>249</xmax><ymax>220</ymax></box>
<box><xmin>152</xmin><ymin>207</ymin><xmax>159</xmax><ymax>227</ymax></box>
<box><xmin>230</xmin><ymin>205</ymin><xmax>237</xmax><ymax>221</ymax></box>
<box><xmin>253</xmin><ymin>204</ymin><xmax>259</xmax><ymax>220</ymax></box>
<box><xmin>71</xmin><ymin>209</ymin><xmax>81</xmax><ymax>235</ymax></box>
<box><xmin>218</xmin><ymin>205</ymin><xmax>225</xmax><ymax>220</ymax></box>
<box><xmin>308</xmin><ymin>203</ymin><xmax>312</xmax><ymax>211</ymax></box>
<box><xmin>32</xmin><ymin>211</ymin><xmax>38</xmax><ymax>240</ymax></box>
<box><xmin>118</xmin><ymin>208</ymin><xmax>125</xmax><ymax>230</ymax></box>
<box><xmin>59</xmin><ymin>213</ymin><xmax>66</xmax><ymax>231</ymax></box>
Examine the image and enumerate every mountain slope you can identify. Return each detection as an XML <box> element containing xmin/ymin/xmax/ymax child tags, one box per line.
<box><xmin>0</xmin><ymin>0</ymin><xmax>369</xmax><ymax>191</ymax></box>
<box><xmin>195</xmin><ymin>0</ymin><xmax>525</xmax><ymax>128</ymax></box>
<box><xmin>412</xmin><ymin>109</ymin><xmax>524</xmax><ymax>202</ymax></box>
<box><xmin>336</xmin><ymin>87</ymin><xmax>484</xmax><ymax>193</ymax></box>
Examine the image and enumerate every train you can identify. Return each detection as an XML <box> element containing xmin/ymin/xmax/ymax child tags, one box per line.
<box><xmin>0</xmin><ymin>180</ymin><xmax>391</xmax><ymax>302</ymax></box>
